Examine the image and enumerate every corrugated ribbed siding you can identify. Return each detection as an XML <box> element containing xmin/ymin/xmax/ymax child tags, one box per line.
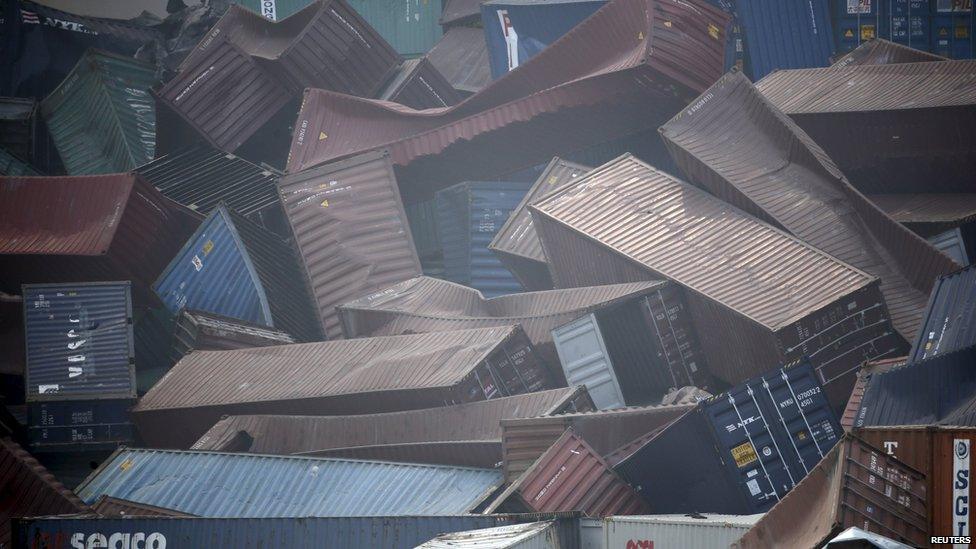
<box><xmin>76</xmin><ymin>448</ymin><xmax>501</xmax><ymax>517</ymax></box>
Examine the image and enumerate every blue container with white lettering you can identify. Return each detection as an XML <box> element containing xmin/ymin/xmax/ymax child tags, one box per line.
<box><xmin>615</xmin><ymin>358</ymin><xmax>841</xmax><ymax>514</ymax></box>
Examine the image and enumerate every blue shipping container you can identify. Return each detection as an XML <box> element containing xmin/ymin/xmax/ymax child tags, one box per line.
<box><xmin>15</xmin><ymin>515</ymin><xmax>581</xmax><ymax>549</ymax></box>
<box><xmin>932</xmin><ymin>11</ymin><xmax>975</xmax><ymax>58</ymax></box>
<box><xmin>832</xmin><ymin>0</ymin><xmax>881</xmax><ymax>53</ymax></box>
<box><xmin>481</xmin><ymin>0</ymin><xmax>605</xmax><ymax>80</ymax></box>
<box><xmin>615</xmin><ymin>359</ymin><xmax>841</xmax><ymax>514</ymax></box>
<box><xmin>22</xmin><ymin>282</ymin><xmax>135</xmax><ymax>401</ymax></box>
<box><xmin>435</xmin><ymin>181</ymin><xmax>532</xmax><ymax>297</ymax></box>
<box><xmin>737</xmin><ymin>0</ymin><xmax>836</xmax><ymax>80</ymax></box>
<box><xmin>27</xmin><ymin>399</ymin><xmax>134</xmax><ymax>450</ymax></box>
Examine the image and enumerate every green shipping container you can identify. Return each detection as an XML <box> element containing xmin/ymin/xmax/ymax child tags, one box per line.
<box><xmin>40</xmin><ymin>50</ymin><xmax>156</xmax><ymax>175</ymax></box>
<box><xmin>235</xmin><ymin>0</ymin><xmax>442</xmax><ymax>57</ymax></box>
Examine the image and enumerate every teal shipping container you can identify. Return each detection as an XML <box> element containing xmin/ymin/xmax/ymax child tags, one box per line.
<box><xmin>39</xmin><ymin>50</ymin><xmax>156</xmax><ymax>175</ymax></box>
<box><xmin>234</xmin><ymin>0</ymin><xmax>443</xmax><ymax>57</ymax></box>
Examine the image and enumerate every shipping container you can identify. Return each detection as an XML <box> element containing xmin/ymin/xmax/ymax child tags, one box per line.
<box><xmin>490</xmin><ymin>157</ymin><xmax>592</xmax><ymax>291</ymax></box>
<box><xmin>732</xmin><ymin>434</ymin><xmax>928</xmax><ymax>548</ymax></box>
<box><xmin>435</xmin><ymin>181</ymin><xmax>532</xmax><ymax>296</ymax></box>
<box><xmin>840</xmin><ymin>357</ymin><xmax>907</xmax><ymax>431</ymax></box>
<box><xmin>135</xmin><ymin>146</ymin><xmax>289</xmax><ymax>238</ymax></box>
<box><xmin>615</xmin><ymin>359</ymin><xmax>842</xmax><ymax>515</ymax></box>
<box><xmin>486</xmin><ymin>429</ymin><xmax>650</xmax><ymax>516</ymax></box>
<box><xmin>426</xmin><ymin>26</ymin><xmax>492</xmax><ymax>96</ymax></box>
<box><xmin>152</xmin><ymin>205</ymin><xmax>321</xmax><ymax>342</ymax></box>
<box><xmin>300</xmin><ymin>440</ymin><xmax>503</xmax><ymax>468</ymax></box>
<box><xmin>0</xmin><ymin>147</ymin><xmax>40</xmax><ymax>177</ymax></box>
<box><xmin>664</xmin><ymin>70</ymin><xmax>957</xmax><ymax>343</ymax></box>
<box><xmin>27</xmin><ymin>399</ymin><xmax>133</xmax><ymax>452</ymax></box>
<box><xmin>441</xmin><ymin>0</ymin><xmax>482</xmax><ymax>27</ymax></box>
<box><xmin>133</xmin><ymin>325</ymin><xmax>553</xmax><ymax>447</ymax></box>
<box><xmin>1</xmin><ymin>0</ymin><xmax>161</xmax><ymax>99</ymax></box>
<box><xmin>39</xmin><ymin>49</ymin><xmax>156</xmax><ymax>175</ymax></box>
<box><xmin>347</xmin><ymin>0</ymin><xmax>444</xmax><ymax>57</ymax></box>
<box><xmin>131</xmin><ymin>307</ymin><xmax>177</xmax><ymax>394</ymax></box>
<box><xmin>92</xmin><ymin>495</ymin><xmax>194</xmax><ymax>518</ymax></box>
<box><xmin>857</xmin><ymin>425</ymin><xmax>976</xmax><ymax>540</ymax></box>
<box><xmin>14</xmin><ymin>514</ymin><xmax>581</xmax><ymax>549</ymax></box>
<box><xmin>833</xmin><ymin>37</ymin><xmax>947</xmax><ymax>65</ymax></box>
<box><xmin>868</xmin><ymin>193</ymin><xmax>976</xmax><ymax>264</ymax></box>
<box><xmin>22</xmin><ymin>282</ymin><xmax>135</xmax><ymax>401</ymax></box>
<box><xmin>530</xmin><ymin>153</ymin><xmax>902</xmax><ymax>407</ymax></box>
<box><xmin>338</xmin><ymin>276</ymin><xmax>709</xmax><ymax>392</ymax></box>
<box><xmin>755</xmin><ymin>60</ymin><xmax>976</xmax><ymax>196</ymax></box>
<box><xmin>500</xmin><ymin>404</ymin><xmax>693</xmax><ymax>483</ymax></box>
<box><xmin>856</xmin><ymin>345</ymin><xmax>976</xmax><ymax>426</ymax></box>
<box><xmin>0</xmin><ymin>173</ymin><xmax>202</xmax><ymax>305</ymax></box>
<box><xmin>418</xmin><ymin>521</ymin><xmax>558</xmax><ymax>548</ymax></box>
<box><xmin>909</xmin><ymin>264</ymin><xmax>976</xmax><ymax>363</ymax></box>
<box><xmin>735</xmin><ymin>0</ymin><xmax>835</xmax><ymax>80</ymax></box>
<box><xmin>600</xmin><ymin>514</ymin><xmax>764</xmax><ymax>549</ymax></box>
<box><xmin>278</xmin><ymin>150</ymin><xmax>422</xmax><ymax>339</ymax></box>
<box><xmin>932</xmin><ymin>6</ymin><xmax>975</xmax><ymax>59</ymax></box>
<box><xmin>481</xmin><ymin>0</ymin><xmax>605</xmax><ymax>79</ymax></box>
<box><xmin>191</xmin><ymin>386</ymin><xmax>591</xmax><ymax>453</ymax></box>
<box><xmin>0</xmin><ymin>97</ymin><xmax>37</xmax><ymax>162</ymax></box>
<box><xmin>926</xmin><ymin>228</ymin><xmax>971</xmax><ymax>265</ymax></box>
<box><xmin>284</xmin><ymin>0</ymin><xmax>729</xmax><ymax>180</ymax></box>
<box><xmin>377</xmin><ymin>58</ymin><xmax>463</xmax><ymax>109</ymax></box>
<box><xmin>405</xmin><ymin>200</ymin><xmax>442</xmax><ymax>258</ymax></box>
<box><xmin>0</xmin><ymin>435</ymin><xmax>88</xmax><ymax>548</ymax></box>
<box><xmin>171</xmin><ymin>309</ymin><xmax>296</xmax><ymax>362</ymax></box>
<box><xmin>76</xmin><ymin>448</ymin><xmax>503</xmax><ymax>517</ymax></box>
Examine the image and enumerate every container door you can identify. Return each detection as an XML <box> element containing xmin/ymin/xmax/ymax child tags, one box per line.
<box><xmin>929</xmin><ymin>228</ymin><xmax>971</xmax><ymax>265</ymax></box>
<box><xmin>552</xmin><ymin>313</ymin><xmax>626</xmax><ymax>410</ymax></box>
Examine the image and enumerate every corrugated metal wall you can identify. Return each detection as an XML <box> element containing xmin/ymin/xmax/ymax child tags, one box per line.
<box><xmin>736</xmin><ymin>0</ymin><xmax>835</xmax><ymax>80</ymax></box>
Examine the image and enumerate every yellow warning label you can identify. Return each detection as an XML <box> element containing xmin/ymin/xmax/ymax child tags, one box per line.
<box><xmin>120</xmin><ymin>459</ymin><xmax>134</xmax><ymax>472</ymax></box>
<box><xmin>318</xmin><ymin>132</ymin><xmax>327</xmax><ymax>140</ymax></box>
<box><xmin>956</xmin><ymin>25</ymin><xmax>969</xmax><ymax>39</ymax></box>
<box><xmin>861</xmin><ymin>25</ymin><xmax>876</xmax><ymax>40</ymax></box>
<box><xmin>202</xmin><ymin>240</ymin><xmax>214</xmax><ymax>256</ymax></box>
<box><xmin>797</xmin><ymin>430</ymin><xmax>808</xmax><ymax>441</ymax></box>
<box><xmin>731</xmin><ymin>442</ymin><xmax>758</xmax><ymax>468</ymax></box>
<box><xmin>321</xmin><ymin>199</ymin><xmax>330</xmax><ymax>208</ymax></box>
<box><xmin>638</xmin><ymin>31</ymin><xmax>645</xmax><ymax>40</ymax></box>
<box><xmin>940</xmin><ymin>26</ymin><xmax>950</xmax><ymax>36</ymax></box>
<box><xmin>548</xmin><ymin>176</ymin><xmax>558</xmax><ymax>186</ymax></box>
<box><xmin>844</xmin><ymin>29</ymin><xmax>855</xmax><ymax>38</ymax></box>
<box><xmin>708</xmin><ymin>24</ymin><xmax>720</xmax><ymax>40</ymax></box>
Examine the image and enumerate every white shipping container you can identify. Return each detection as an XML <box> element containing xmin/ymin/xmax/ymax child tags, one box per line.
<box><xmin>602</xmin><ymin>514</ymin><xmax>764</xmax><ymax>549</ymax></box>
<box><xmin>416</xmin><ymin>521</ymin><xmax>558</xmax><ymax>549</ymax></box>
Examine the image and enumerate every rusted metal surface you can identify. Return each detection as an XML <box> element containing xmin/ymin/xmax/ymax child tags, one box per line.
<box><xmin>278</xmin><ymin>150</ymin><xmax>422</xmax><ymax>339</ymax></box>
<box><xmin>171</xmin><ymin>309</ymin><xmax>297</xmax><ymax>361</ymax></box>
<box><xmin>378</xmin><ymin>58</ymin><xmax>463</xmax><ymax>110</ymax></box>
<box><xmin>663</xmin><ymin>70</ymin><xmax>961</xmax><ymax>342</ymax></box>
<box><xmin>0</xmin><ymin>436</ymin><xmax>88</xmax><ymax>547</ymax></box>
<box><xmin>426</xmin><ymin>26</ymin><xmax>492</xmax><ymax>95</ymax></box>
<box><xmin>92</xmin><ymin>496</ymin><xmax>194</xmax><ymax>518</ymax></box>
<box><xmin>299</xmin><ymin>440</ymin><xmax>502</xmax><ymax>468</ymax></box>
<box><xmin>530</xmin><ymin>154</ymin><xmax>904</xmax><ymax>406</ymax></box>
<box><xmin>869</xmin><ymin>193</ymin><xmax>976</xmax><ymax>237</ymax></box>
<box><xmin>190</xmin><ymin>387</ymin><xmax>592</xmax><ymax>453</ymax></box>
<box><xmin>732</xmin><ymin>434</ymin><xmax>928</xmax><ymax>548</ymax></box>
<box><xmin>832</xmin><ymin>38</ymin><xmax>948</xmax><ymax>67</ymax></box>
<box><xmin>284</xmin><ymin>0</ymin><xmax>730</xmax><ymax>182</ymax></box>
<box><xmin>856</xmin><ymin>426</ymin><xmax>976</xmax><ymax>541</ymax></box>
<box><xmin>840</xmin><ymin>357</ymin><xmax>907</xmax><ymax>431</ymax></box>
<box><xmin>339</xmin><ymin>276</ymin><xmax>704</xmax><ymax>389</ymax></box>
<box><xmin>755</xmin><ymin>60</ymin><xmax>976</xmax><ymax>195</ymax></box>
<box><xmin>489</xmin><ymin>157</ymin><xmax>592</xmax><ymax>290</ymax></box>
<box><xmin>500</xmin><ymin>404</ymin><xmax>693</xmax><ymax>482</ymax></box>
<box><xmin>0</xmin><ymin>174</ymin><xmax>202</xmax><ymax>304</ymax></box>
<box><xmin>133</xmin><ymin>326</ymin><xmax>554</xmax><ymax>448</ymax></box>
<box><xmin>157</xmin><ymin>1</ymin><xmax>401</xmax><ymax>153</ymax></box>
<box><xmin>485</xmin><ymin>429</ymin><xmax>650</xmax><ymax>517</ymax></box>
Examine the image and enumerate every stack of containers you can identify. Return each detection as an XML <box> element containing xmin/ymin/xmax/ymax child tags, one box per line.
<box><xmin>436</xmin><ymin>181</ymin><xmax>532</xmax><ymax>297</ymax></box>
<box><xmin>22</xmin><ymin>282</ymin><xmax>136</xmax><ymax>452</ymax></box>
<box><xmin>832</xmin><ymin>0</ymin><xmax>974</xmax><ymax>58</ymax></box>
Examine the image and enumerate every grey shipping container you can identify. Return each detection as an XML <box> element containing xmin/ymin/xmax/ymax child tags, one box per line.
<box><xmin>376</xmin><ymin>57</ymin><xmax>462</xmax><ymax>110</ymax></box>
<box><xmin>615</xmin><ymin>359</ymin><xmax>842</xmax><ymax>515</ymax></box>
<box><xmin>601</xmin><ymin>514</ymin><xmax>764</xmax><ymax>549</ymax></box>
<box><xmin>418</xmin><ymin>521</ymin><xmax>559</xmax><ymax>548</ymax></box>
<box><xmin>14</xmin><ymin>515</ymin><xmax>583</xmax><ymax>549</ymax></box>
<box><xmin>171</xmin><ymin>309</ymin><xmax>296</xmax><ymax>361</ymax></box>
<box><xmin>27</xmin><ymin>399</ymin><xmax>133</xmax><ymax>452</ymax></box>
<box><xmin>22</xmin><ymin>282</ymin><xmax>135</xmax><ymax>401</ymax></box>
<box><xmin>909</xmin><ymin>264</ymin><xmax>976</xmax><ymax>363</ymax></box>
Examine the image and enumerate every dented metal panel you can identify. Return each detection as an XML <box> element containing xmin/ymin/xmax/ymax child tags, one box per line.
<box><xmin>76</xmin><ymin>448</ymin><xmax>502</xmax><ymax>517</ymax></box>
<box><xmin>278</xmin><ymin>150</ymin><xmax>422</xmax><ymax>339</ymax></box>
<box><xmin>832</xmin><ymin>38</ymin><xmax>947</xmax><ymax>66</ymax></box>
<box><xmin>418</xmin><ymin>521</ymin><xmax>558</xmax><ymax>549</ymax></box>
<box><xmin>552</xmin><ymin>314</ymin><xmax>624</xmax><ymax>410</ymax></box>
<box><xmin>171</xmin><ymin>309</ymin><xmax>296</xmax><ymax>361</ymax></box>
<box><xmin>133</xmin><ymin>326</ymin><xmax>553</xmax><ymax>448</ymax></box>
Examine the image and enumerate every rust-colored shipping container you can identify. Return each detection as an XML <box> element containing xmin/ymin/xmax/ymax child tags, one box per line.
<box><xmin>530</xmin><ymin>154</ymin><xmax>904</xmax><ymax>407</ymax></box>
<box><xmin>489</xmin><ymin>157</ymin><xmax>591</xmax><ymax>290</ymax></box>
<box><xmin>133</xmin><ymin>326</ymin><xmax>554</xmax><ymax>448</ymax></box>
<box><xmin>377</xmin><ymin>58</ymin><xmax>462</xmax><ymax>110</ymax></box>
<box><xmin>485</xmin><ymin>429</ymin><xmax>650</xmax><ymax>517</ymax></box>
<box><xmin>858</xmin><ymin>426</ymin><xmax>976</xmax><ymax>541</ymax></box>
<box><xmin>733</xmin><ymin>434</ymin><xmax>928</xmax><ymax>548</ymax></box>
<box><xmin>0</xmin><ymin>174</ymin><xmax>201</xmax><ymax>305</ymax></box>
<box><xmin>500</xmin><ymin>404</ymin><xmax>693</xmax><ymax>482</ymax></box>
<box><xmin>171</xmin><ymin>309</ymin><xmax>297</xmax><ymax>360</ymax></box>
<box><xmin>279</xmin><ymin>150</ymin><xmax>422</xmax><ymax>339</ymax></box>
<box><xmin>832</xmin><ymin>38</ymin><xmax>947</xmax><ymax>67</ymax></box>
<box><xmin>190</xmin><ymin>387</ymin><xmax>592</xmax><ymax>454</ymax></box>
